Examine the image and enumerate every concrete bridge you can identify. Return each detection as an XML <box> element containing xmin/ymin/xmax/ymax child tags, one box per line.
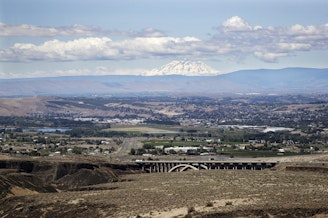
<box><xmin>136</xmin><ymin>160</ymin><xmax>278</xmax><ymax>173</ymax></box>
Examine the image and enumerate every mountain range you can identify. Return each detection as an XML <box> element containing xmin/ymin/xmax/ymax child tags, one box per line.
<box><xmin>1</xmin><ymin>61</ymin><xmax>328</xmax><ymax>97</ymax></box>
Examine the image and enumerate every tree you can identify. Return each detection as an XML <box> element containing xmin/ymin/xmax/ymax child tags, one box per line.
<box><xmin>72</xmin><ymin>146</ymin><xmax>83</xmax><ymax>154</ymax></box>
<box><xmin>130</xmin><ymin>148</ymin><xmax>136</xmax><ymax>155</ymax></box>
<box><xmin>136</xmin><ymin>148</ymin><xmax>146</xmax><ymax>155</ymax></box>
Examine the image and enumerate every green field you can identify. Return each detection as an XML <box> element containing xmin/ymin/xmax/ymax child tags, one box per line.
<box><xmin>107</xmin><ymin>125</ymin><xmax>180</xmax><ymax>134</ymax></box>
<box><xmin>143</xmin><ymin>140</ymin><xmax>206</xmax><ymax>147</ymax></box>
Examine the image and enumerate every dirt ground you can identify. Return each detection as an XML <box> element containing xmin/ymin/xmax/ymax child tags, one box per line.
<box><xmin>1</xmin><ymin>154</ymin><xmax>328</xmax><ymax>218</ymax></box>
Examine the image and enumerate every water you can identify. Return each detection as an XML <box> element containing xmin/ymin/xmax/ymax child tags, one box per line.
<box><xmin>218</xmin><ymin>125</ymin><xmax>293</xmax><ymax>133</ymax></box>
<box><xmin>262</xmin><ymin>127</ymin><xmax>293</xmax><ymax>133</ymax></box>
<box><xmin>23</xmin><ymin>128</ymin><xmax>71</xmax><ymax>133</ymax></box>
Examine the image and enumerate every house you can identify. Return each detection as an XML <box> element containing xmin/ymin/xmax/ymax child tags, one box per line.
<box><xmin>278</xmin><ymin>148</ymin><xmax>285</xmax><ymax>153</ymax></box>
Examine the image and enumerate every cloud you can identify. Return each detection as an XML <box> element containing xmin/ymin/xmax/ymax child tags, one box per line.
<box><xmin>214</xmin><ymin>16</ymin><xmax>328</xmax><ymax>62</ymax></box>
<box><xmin>0</xmin><ymin>36</ymin><xmax>201</xmax><ymax>62</ymax></box>
<box><xmin>1</xmin><ymin>17</ymin><xmax>327</xmax><ymax>63</ymax></box>
<box><xmin>0</xmin><ymin>23</ymin><xmax>103</xmax><ymax>37</ymax></box>
<box><xmin>221</xmin><ymin>16</ymin><xmax>252</xmax><ymax>32</ymax></box>
<box><xmin>0</xmin><ymin>66</ymin><xmax>147</xmax><ymax>79</ymax></box>
<box><xmin>129</xmin><ymin>28</ymin><xmax>167</xmax><ymax>38</ymax></box>
<box><xmin>253</xmin><ymin>52</ymin><xmax>288</xmax><ymax>63</ymax></box>
<box><xmin>1</xmin><ymin>37</ymin><xmax>113</xmax><ymax>61</ymax></box>
<box><xmin>0</xmin><ymin>23</ymin><xmax>166</xmax><ymax>37</ymax></box>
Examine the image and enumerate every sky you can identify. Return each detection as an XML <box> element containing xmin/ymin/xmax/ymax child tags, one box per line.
<box><xmin>0</xmin><ymin>0</ymin><xmax>328</xmax><ymax>78</ymax></box>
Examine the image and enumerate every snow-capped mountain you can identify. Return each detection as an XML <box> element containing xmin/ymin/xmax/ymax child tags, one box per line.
<box><xmin>143</xmin><ymin>60</ymin><xmax>220</xmax><ymax>76</ymax></box>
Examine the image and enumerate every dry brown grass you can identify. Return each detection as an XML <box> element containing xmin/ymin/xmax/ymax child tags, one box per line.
<box><xmin>1</xmin><ymin>167</ymin><xmax>328</xmax><ymax>218</ymax></box>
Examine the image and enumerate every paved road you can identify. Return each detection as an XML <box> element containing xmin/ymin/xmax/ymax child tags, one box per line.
<box><xmin>115</xmin><ymin>138</ymin><xmax>139</xmax><ymax>156</ymax></box>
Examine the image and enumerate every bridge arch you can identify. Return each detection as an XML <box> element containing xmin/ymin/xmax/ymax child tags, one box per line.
<box><xmin>168</xmin><ymin>164</ymin><xmax>208</xmax><ymax>172</ymax></box>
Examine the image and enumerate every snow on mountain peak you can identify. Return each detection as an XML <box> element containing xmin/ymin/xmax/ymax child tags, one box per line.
<box><xmin>143</xmin><ymin>60</ymin><xmax>220</xmax><ymax>76</ymax></box>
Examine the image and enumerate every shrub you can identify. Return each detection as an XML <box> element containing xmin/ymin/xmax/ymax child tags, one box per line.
<box><xmin>206</xmin><ymin>201</ymin><xmax>214</xmax><ymax>207</ymax></box>
<box><xmin>187</xmin><ymin>206</ymin><xmax>195</xmax><ymax>213</ymax></box>
<box><xmin>184</xmin><ymin>214</ymin><xmax>192</xmax><ymax>218</ymax></box>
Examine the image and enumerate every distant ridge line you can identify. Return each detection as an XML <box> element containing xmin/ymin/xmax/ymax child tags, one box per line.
<box><xmin>0</xmin><ymin>67</ymin><xmax>327</xmax><ymax>97</ymax></box>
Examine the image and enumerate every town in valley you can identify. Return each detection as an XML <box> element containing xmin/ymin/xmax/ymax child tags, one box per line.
<box><xmin>1</xmin><ymin>94</ymin><xmax>328</xmax><ymax>158</ymax></box>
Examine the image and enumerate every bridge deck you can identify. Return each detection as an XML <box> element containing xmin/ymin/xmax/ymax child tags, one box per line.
<box><xmin>135</xmin><ymin>160</ymin><xmax>278</xmax><ymax>173</ymax></box>
<box><xmin>136</xmin><ymin>160</ymin><xmax>278</xmax><ymax>164</ymax></box>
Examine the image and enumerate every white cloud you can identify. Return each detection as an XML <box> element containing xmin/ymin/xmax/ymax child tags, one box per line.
<box><xmin>1</xmin><ymin>37</ymin><xmax>115</xmax><ymax>61</ymax></box>
<box><xmin>0</xmin><ymin>66</ymin><xmax>147</xmax><ymax>79</ymax></box>
<box><xmin>253</xmin><ymin>51</ymin><xmax>288</xmax><ymax>62</ymax></box>
<box><xmin>221</xmin><ymin>16</ymin><xmax>252</xmax><ymax>32</ymax></box>
<box><xmin>1</xmin><ymin>17</ymin><xmax>327</xmax><ymax>63</ymax></box>
<box><xmin>0</xmin><ymin>23</ymin><xmax>103</xmax><ymax>37</ymax></box>
<box><xmin>0</xmin><ymin>23</ymin><xmax>166</xmax><ymax>37</ymax></box>
<box><xmin>0</xmin><ymin>36</ymin><xmax>201</xmax><ymax>62</ymax></box>
<box><xmin>277</xmin><ymin>43</ymin><xmax>311</xmax><ymax>51</ymax></box>
<box><xmin>214</xmin><ymin>17</ymin><xmax>328</xmax><ymax>62</ymax></box>
<box><xmin>131</xmin><ymin>28</ymin><xmax>166</xmax><ymax>38</ymax></box>
<box><xmin>288</xmin><ymin>24</ymin><xmax>317</xmax><ymax>35</ymax></box>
